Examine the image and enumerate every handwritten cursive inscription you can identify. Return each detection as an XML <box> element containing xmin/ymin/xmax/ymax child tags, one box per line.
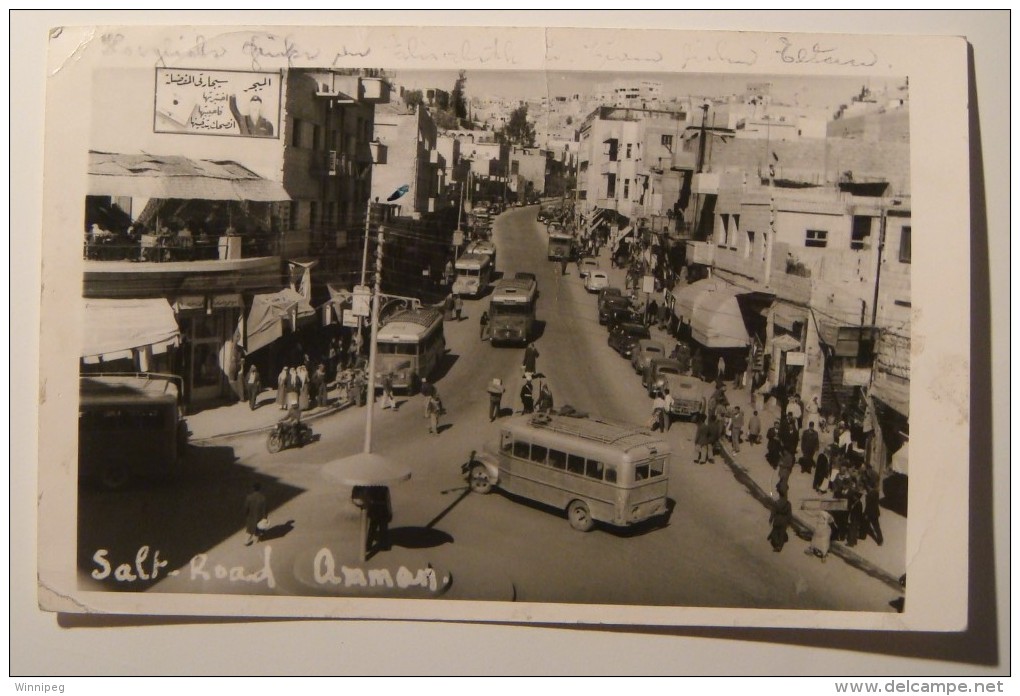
<box><xmin>587</xmin><ymin>40</ymin><xmax>663</xmax><ymax>67</ymax></box>
<box><xmin>776</xmin><ymin>36</ymin><xmax>878</xmax><ymax>68</ymax></box>
<box><xmin>392</xmin><ymin>35</ymin><xmax>518</xmax><ymax>65</ymax></box>
<box><xmin>100</xmin><ymin>32</ymin><xmax>228</xmax><ymax>67</ymax></box>
<box><xmin>242</xmin><ymin>34</ymin><xmax>321</xmax><ymax>70</ymax></box>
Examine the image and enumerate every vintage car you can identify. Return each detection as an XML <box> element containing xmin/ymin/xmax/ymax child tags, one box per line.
<box><xmin>607</xmin><ymin>322</ymin><xmax>651</xmax><ymax>359</ymax></box>
<box><xmin>577</xmin><ymin>256</ymin><xmax>599</xmax><ymax>279</ymax></box>
<box><xmin>584</xmin><ymin>270</ymin><xmax>610</xmax><ymax>293</ymax></box>
<box><xmin>630</xmin><ymin>339</ymin><xmax>667</xmax><ymax>375</ymax></box>
<box><xmin>598</xmin><ymin>294</ymin><xmax>631</xmax><ymax>325</ymax></box>
<box><xmin>648</xmin><ymin>365</ymin><xmax>709</xmax><ymax>421</ymax></box>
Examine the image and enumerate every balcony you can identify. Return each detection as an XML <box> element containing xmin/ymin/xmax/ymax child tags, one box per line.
<box><xmin>600</xmin><ymin>159</ymin><xmax>618</xmax><ymax>175</ymax></box>
<box><xmin>691</xmin><ymin>172</ymin><xmax>720</xmax><ymax>195</ymax></box>
<box><xmin>370</xmin><ymin>141</ymin><xmax>388</xmax><ymax>165</ymax></box>
<box><xmin>359</xmin><ymin>77</ymin><xmax>390</xmax><ymax>103</ymax></box>
<box><xmin>686</xmin><ymin>240</ymin><xmax>715</xmax><ymax>266</ymax></box>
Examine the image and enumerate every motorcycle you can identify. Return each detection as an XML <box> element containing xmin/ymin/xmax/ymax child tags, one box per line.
<box><xmin>266</xmin><ymin>419</ymin><xmax>314</xmax><ymax>453</ymax></box>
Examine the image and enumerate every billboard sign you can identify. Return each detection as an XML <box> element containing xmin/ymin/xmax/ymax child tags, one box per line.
<box><xmin>154</xmin><ymin>68</ymin><xmax>281</xmax><ymax>138</ymax></box>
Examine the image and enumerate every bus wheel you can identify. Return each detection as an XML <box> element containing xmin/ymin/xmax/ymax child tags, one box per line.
<box><xmin>100</xmin><ymin>462</ymin><xmax>130</xmax><ymax>490</ymax></box>
<box><xmin>567</xmin><ymin>500</ymin><xmax>594</xmax><ymax>532</ymax></box>
<box><xmin>468</xmin><ymin>464</ymin><xmax>493</xmax><ymax>494</ymax></box>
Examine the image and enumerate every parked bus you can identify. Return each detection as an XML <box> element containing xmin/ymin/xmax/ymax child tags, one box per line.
<box><xmin>78</xmin><ymin>372</ymin><xmax>188</xmax><ymax>489</ymax></box>
<box><xmin>488</xmin><ymin>276</ymin><xmax>538</xmax><ymax>346</ymax></box>
<box><xmin>451</xmin><ymin>252</ymin><xmax>493</xmax><ymax>298</ymax></box>
<box><xmin>375</xmin><ymin>306</ymin><xmax>446</xmax><ymax>393</ymax></box>
<box><xmin>464</xmin><ymin>412</ymin><xmax>672</xmax><ymax>531</ymax></box>
<box><xmin>547</xmin><ymin>229</ymin><xmax>574</xmax><ymax>261</ymax></box>
<box><xmin>463</xmin><ymin>239</ymin><xmax>497</xmax><ymax>270</ymax></box>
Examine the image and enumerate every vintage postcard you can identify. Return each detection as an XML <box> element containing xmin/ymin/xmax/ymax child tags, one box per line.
<box><xmin>36</xmin><ymin>23</ymin><xmax>970</xmax><ymax>631</ymax></box>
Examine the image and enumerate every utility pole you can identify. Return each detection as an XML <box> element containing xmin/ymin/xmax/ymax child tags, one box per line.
<box><xmin>363</xmin><ymin>227</ymin><xmax>384</xmax><ymax>453</ymax></box>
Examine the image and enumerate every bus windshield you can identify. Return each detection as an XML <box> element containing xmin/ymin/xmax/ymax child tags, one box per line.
<box><xmin>492</xmin><ymin>303</ymin><xmax>532</xmax><ymax>315</ymax></box>
<box><xmin>378</xmin><ymin>342</ymin><xmax>417</xmax><ymax>355</ymax></box>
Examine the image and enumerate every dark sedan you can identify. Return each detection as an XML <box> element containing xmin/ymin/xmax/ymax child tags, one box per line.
<box><xmin>607</xmin><ymin>322</ymin><xmax>651</xmax><ymax>358</ymax></box>
<box><xmin>605</xmin><ymin>307</ymin><xmax>643</xmax><ymax>332</ymax></box>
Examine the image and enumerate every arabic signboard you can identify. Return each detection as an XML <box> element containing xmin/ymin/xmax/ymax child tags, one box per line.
<box><xmin>351</xmin><ymin>285</ymin><xmax>371</xmax><ymax>318</ymax></box>
<box><xmin>154</xmin><ymin>68</ymin><xmax>281</xmax><ymax>138</ymax></box>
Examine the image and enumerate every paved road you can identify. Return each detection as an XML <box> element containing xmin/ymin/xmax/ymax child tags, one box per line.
<box><xmin>77</xmin><ymin>205</ymin><xmax>896</xmax><ymax>611</ymax></box>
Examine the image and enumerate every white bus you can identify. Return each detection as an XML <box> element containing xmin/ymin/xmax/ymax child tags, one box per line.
<box><xmin>547</xmin><ymin>229</ymin><xmax>573</xmax><ymax>261</ymax></box>
<box><xmin>488</xmin><ymin>276</ymin><xmax>538</xmax><ymax>346</ymax></box>
<box><xmin>451</xmin><ymin>252</ymin><xmax>493</xmax><ymax>298</ymax></box>
<box><xmin>464</xmin><ymin>412</ymin><xmax>672</xmax><ymax>531</ymax></box>
<box><xmin>464</xmin><ymin>239</ymin><xmax>497</xmax><ymax>270</ymax></box>
<box><xmin>376</xmin><ymin>307</ymin><xmax>446</xmax><ymax>393</ymax></box>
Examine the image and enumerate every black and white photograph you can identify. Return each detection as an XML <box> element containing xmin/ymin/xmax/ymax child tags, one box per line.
<box><xmin>32</xmin><ymin>20</ymin><xmax>978</xmax><ymax>637</ymax></box>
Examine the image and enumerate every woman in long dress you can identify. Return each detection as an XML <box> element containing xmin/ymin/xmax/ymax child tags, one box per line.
<box><xmin>806</xmin><ymin>509</ymin><xmax>834</xmax><ymax>561</ymax></box>
<box><xmin>297</xmin><ymin>364</ymin><xmax>310</xmax><ymax>410</ymax></box>
<box><xmin>276</xmin><ymin>366</ymin><xmax>288</xmax><ymax>410</ymax></box>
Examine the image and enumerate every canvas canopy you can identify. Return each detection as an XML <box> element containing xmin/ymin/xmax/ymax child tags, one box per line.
<box><xmin>245</xmin><ymin>288</ymin><xmax>315</xmax><ymax>354</ymax></box>
<box><xmin>88</xmin><ymin>151</ymin><xmax>290</xmax><ymax>201</ymax></box>
<box><xmin>82</xmin><ymin>298</ymin><xmax>179</xmax><ymax>362</ymax></box>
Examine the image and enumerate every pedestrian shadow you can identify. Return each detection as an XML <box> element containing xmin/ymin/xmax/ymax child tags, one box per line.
<box><xmin>436</xmin><ymin>423</ymin><xmax>454</xmax><ymax>435</ymax></box>
<box><xmin>497</xmin><ymin>407</ymin><xmax>515</xmax><ymax>419</ymax></box>
<box><xmin>431</xmin><ymin>352</ymin><xmax>460</xmax><ymax>382</ymax></box>
<box><xmin>385</xmin><ymin>526</ymin><xmax>454</xmax><ymax>550</ymax></box>
<box><xmin>260</xmin><ymin>519</ymin><xmax>295</xmax><ymax>542</ymax></box>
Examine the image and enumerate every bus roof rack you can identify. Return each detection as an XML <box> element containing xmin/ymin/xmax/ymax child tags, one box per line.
<box><xmin>527</xmin><ymin>412</ymin><xmax>653</xmax><ymax>446</ymax></box>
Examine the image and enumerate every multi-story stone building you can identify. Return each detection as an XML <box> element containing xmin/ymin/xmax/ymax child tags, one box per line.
<box><xmin>370</xmin><ymin>102</ymin><xmax>445</xmax><ymax>218</ymax></box>
<box><xmin>83</xmin><ymin>67</ymin><xmax>388</xmax><ymax>406</ymax></box>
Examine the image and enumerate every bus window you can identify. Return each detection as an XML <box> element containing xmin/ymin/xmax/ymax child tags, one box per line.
<box><xmin>512</xmin><ymin>440</ymin><xmax>530</xmax><ymax>460</ymax></box>
<box><xmin>634</xmin><ymin>463</ymin><xmax>650</xmax><ymax>481</ymax></box>
<box><xmin>604</xmin><ymin>465</ymin><xmax>618</xmax><ymax>484</ymax></box>
<box><xmin>529</xmin><ymin>444</ymin><xmax>548</xmax><ymax>465</ymax></box>
<box><xmin>567</xmin><ymin>453</ymin><xmax>585</xmax><ymax>475</ymax></box>
<box><xmin>650</xmin><ymin>457</ymin><xmax>666</xmax><ymax>477</ymax></box>
<box><xmin>548</xmin><ymin>448</ymin><xmax>567</xmax><ymax>470</ymax></box>
<box><xmin>500</xmin><ymin>431</ymin><xmax>513</xmax><ymax>453</ymax></box>
<box><xmin>585</xmin><ymin>459</ymin><xmax>605</xmax><ymax>480</ymax></box>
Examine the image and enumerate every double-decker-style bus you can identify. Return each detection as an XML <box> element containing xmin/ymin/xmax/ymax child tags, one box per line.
<box><xmin>488</xmin><ymin>277</ymin><xmax>538</xmax><ymax>346</ymax></box>
<box><xmin>375</xmin><ymin>307</ymin><xmax>446</xmax><ymax>393</ymax></box>
<box><xmin>451</xmin><ymin>252</ymin><xmax>493</xmax><ymax>298</ymax></box>
<box><xmin>78</xmin><ymin>372</ymin><xmax>188</xmax><ymax>489</ymax></box>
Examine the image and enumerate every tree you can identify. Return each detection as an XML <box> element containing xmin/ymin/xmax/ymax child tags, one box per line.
<box><xmin>451</xmin><ymin>70</ymin><xmax>468</xmax><ymax>120</ymax></box>
<box><xmin>404</xmin><ymin>89</ymin><xmax>424</xmax><ymax>110</ymax></box>
<box><xmin>502</xmin><ymin>104</ymin><xmax>536</xmax><ymax>147</ymax></box>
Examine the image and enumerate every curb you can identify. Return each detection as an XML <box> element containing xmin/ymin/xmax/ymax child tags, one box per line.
<box><xmin>188</xmin><ymin>399</ymin><xmax>356</xmax><ymax>444</ymax></box>
<box><xmin>717</xmin><ymin>443</ymin><xmax>905</xmax><ymax>594</ymax></box>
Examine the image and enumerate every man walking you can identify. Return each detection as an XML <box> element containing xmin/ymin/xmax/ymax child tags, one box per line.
<box><xmin>519</xmin><ymin>378</ymin><xmax>535</xmax><ymax>414</ymax></box>
<box><xmin>380</xmin><ymin>371</ymin><xmax>396</xmax><ymax>411</ymax></box>
<box><xmin>747</xmin><ymin>409</ymin><xmax>762</xmax><ymax>445</ymax></box>
<box><xmin>730</xmin><ymin>405</ymin><xmax>744</xmax><ymax>453</ymax></box>
<box><xmin>487</xmin><ymin>378</ymin><xmax>505</xmax><ymax>422</ymax></box>
<box><xmin>244</xmin><ymin>481</ymin><xmax>268</xmax><ymax>546</ymax></box>
<box><xmin>694</xmin><ymin>415</ymin><xmax>712</xmax><ymax>464</ymax></box>
<box><xmin>522</xmin><ymin>342</ymin><xmax>540</xmax><ymax>377</ymax></box>
<box><xmin>479</xmin><ymin>310</ymin><xmax>490</xmax><ymax>341</ymax></box>
<box><xmin>800</xmin><ymin>421</ymin><xmax>820</xmax><ymax>473</ymax></box>
<box><xmin>453</xmin><ymin>294</ymin><xmax>464</xmax><ymax>321</ymax></box>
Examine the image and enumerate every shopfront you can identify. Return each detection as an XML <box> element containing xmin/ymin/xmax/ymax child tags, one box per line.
<box><xmin>173</xmin><ymin>294</ymin><xmax>245</xmax><ymax>404</ymax></box>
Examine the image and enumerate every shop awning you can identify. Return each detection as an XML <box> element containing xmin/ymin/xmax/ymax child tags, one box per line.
<box><xmin>673</xmin><ymin>279</ymin><xmax>749</xmax><ymax>348</ymax></box>
<box><xmin>690</xmin><ymin>285</ymin><xmax>750</xmax><ymax>348</ymax></box>
<box><xmin>82</xmin><ymin>298</ymin><xmax>180</xmax><ymax>362</ymax></box>
<box><xmin>890</xmin><ymin>442</ymin><xmax>909</xmax><ymax>476</ymax></box>
<box><xmin>772</xmin><ymin>303</ymin><xmax>809</xmax><ymax>332</ymax></box>
<box><xmin>88</xmin><ymin>151</ymin><xmax>291</xmax><ymax>201</ymax></box>
<box><xmin>769</xmin><ymin>333</ymin><xmax>802</xmax><ymax>352</ymax></box>
<box><xmin>245</xmin><ymin>288</ymin><xmax>316</xmax><ymax>354</ymax></box>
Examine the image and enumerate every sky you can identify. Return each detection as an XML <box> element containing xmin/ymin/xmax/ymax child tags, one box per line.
<box><xmin>388</xmin><ymin>69</ymin><xmax>906</xmax><ymax>112</ymax></box>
